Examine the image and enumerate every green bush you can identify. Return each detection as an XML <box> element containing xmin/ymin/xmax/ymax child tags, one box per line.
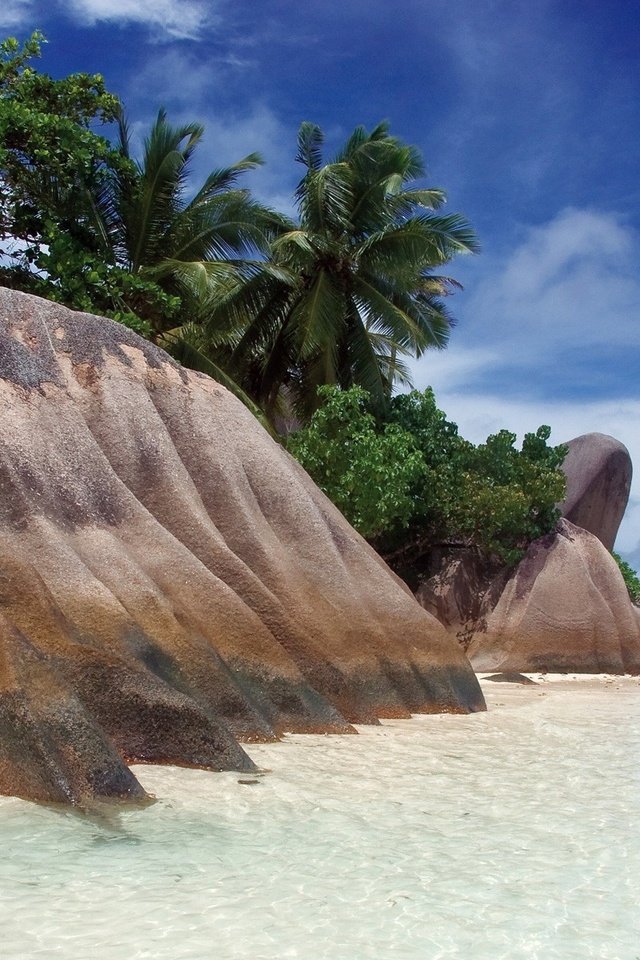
<box><xmin>613</xmin><ymin>553</ymin><xmax>640</xmax><ymax>604</ymax></box>
<box><xmin>289</xmin><ymin>386</ymin><xmax>568</xmax><ymax>567</ymax></box>
<box><xmin>288</xmin><ymin>386</ymin><xmax>425</xmax><ymax>540</ymax></box>
<box><xmin>0</xmin><ymin>33</ymin><xmax>186</xmax><ymax>337</ymax></box>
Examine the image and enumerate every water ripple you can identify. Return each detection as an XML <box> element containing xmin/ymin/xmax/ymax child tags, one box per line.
<box><xmin>0</xmin><ymin>681</ymin><xmax>638</xmax><ymax>959</ymax></box>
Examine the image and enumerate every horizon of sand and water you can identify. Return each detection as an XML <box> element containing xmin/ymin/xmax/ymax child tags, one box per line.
<box><xmin>1</xmin><ymin>677</ymin><xmax>639</xmax><ymax>960</ymax></box>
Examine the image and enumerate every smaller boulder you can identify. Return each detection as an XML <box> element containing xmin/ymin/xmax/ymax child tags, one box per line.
<box><xmin>467</xmin><ymin>520</ymin><xmax>640</xmax><ymax>674</ymax></box>
<box><xmin>560</xmin><ymin>433</ymin><xmax>632</xmax><ymax>551</ymax></box>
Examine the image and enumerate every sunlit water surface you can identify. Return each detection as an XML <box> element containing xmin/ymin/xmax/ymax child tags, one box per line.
<box><xmin>1</xmin><ymin>680</ymin><xmax>639</xmax><ymax>960</ymax></box>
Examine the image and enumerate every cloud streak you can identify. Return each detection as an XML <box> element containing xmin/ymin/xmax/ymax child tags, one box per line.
<box><xmin>413</xmin><ymin>207</ymin><xmax>640</xmax><ymax>400</ymax></box>
<box><xmin>409</xmin><ymin>206</ymin><xmax>640</xmax><ymax>562</ymax></box>
<box><xmin>64</xmin><ymin>0</ymin><xmax>214</xmax><ymax>40</ymax></box>
<box><xmin>125</xmin><ymin>48</ymin><xmax>299</xmax><ymax>213</ymax></box>
<box><xmin>0</xmin><ymin>0</ymin><xmax>34</xmax><ymax>29</ymax></box>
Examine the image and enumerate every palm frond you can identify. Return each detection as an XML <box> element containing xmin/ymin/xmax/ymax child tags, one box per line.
<box><xmin>409</xmin><ymin>292</ymin><xmax>454</xmax><ymax>352</ymax></box>
<box><xmin>295</xmin><ymin>161</ymin><xmax>354</xmax><ymax>233</ymax></box>
<box><xmin>296</xmin><ymin>121</ymin><xmax>324</xmax><ymax>171</ymax></box>
<box><xmin>344</xmin><ymin>307</ymin><xmax>390</xmax><ymax>408</ymax></box>
<box><xmin>291</xmin><ymin>269</ymin><xmax>346</xmax><ymax>360</ymax></box>
<box><xmin>352</xmin><ymin>276</ymin><xmax>432</xmax><ymax>351</ymax></box>
<box><xmin>364</xmin><ymin>331</ymin><xmax>415</xmax><ymax>388</ymax></box>
<box><xmin>389</xmin><ymin>187</ymin><xmax>447</xmax><ymax>214</ymax></box>
<box><xmin>125</xmin><ymin>110</ymin><xmax>206</xmax><ymax>270</ymax></box>
<box><xmin>166</xmin><ymin>195</ymin><xmax>275</xmax><ymax>261</ymax></box>
<box><xmin>186</xmin><ymin>153</ymin><xmax>264</xmax><ymax>208</ymax></box>
<box><xmin>414</xmin><ymin>213</ymin><xmax>480</xmax><ymax>256</ymax></box>
<box><xmin>116</xmin><ymin>105</ymin><xmax>132</xmax><ymax>160</ymax></box>
<box><xmin>358</xmin><ymin>215</ymin><xmax>477</xmax><ymax>277</ymax></box>
<box><xmin>147</xmin><ymin>257</ymin><xmax>242</xmax><ymax>300</ymax></box>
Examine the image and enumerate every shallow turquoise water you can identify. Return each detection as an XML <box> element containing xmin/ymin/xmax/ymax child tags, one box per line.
<box><xmin>1</xmin><ymin>679</ymin><xmax>639</xmax><ymax>960</ymax></box>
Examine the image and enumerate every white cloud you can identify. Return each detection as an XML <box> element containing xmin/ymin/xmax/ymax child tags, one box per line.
<box><xmin>465</xmin><ymin>208</ymin><xmax>640</xmax><ymax>356</ymax></box>
<box><xmin>127</xmin><ymin>49</ymin><xmax>298</xmax><ymax>213</ymax></box>
<box><xmin>197</xmin><ymin>106</ymin><xmax>297</xmax><ymax>215</ymax></box>
<box><xmin>0</xmin><ymin>0</ymin><xmax>34</xmax><ymax>29</ymax></box>
<box><xmin>127</xmin><ymin>47</ymin><xmax>221</xmax><ymax>111</ymax></box>
<box><xmin>408</xmin><ymin>207</ymin><xmax>640</xmax><ymax>564</ymax></box>
<box><xmin>64</xmin><ymin>0</ymin><xmax>214</xmax><ymax>40</ymax></box>
<box><xmin>411</xmin><ymin>207</ymin><xmax>640</xmax><ymax>393</ymax></box>
<box><xmin>410</xmin><ymin>346</ymin><xmax>497</xmax><ymax>391</ymax></box>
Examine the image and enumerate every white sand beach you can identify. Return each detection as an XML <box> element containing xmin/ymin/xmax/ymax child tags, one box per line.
<box><xmin>0</xmin><ymin>674</ymin><xmax>638</xmax><ymax>960</ymax></box>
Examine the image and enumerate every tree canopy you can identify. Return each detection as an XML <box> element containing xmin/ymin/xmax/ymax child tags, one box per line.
<box><xmin>1</xmin><ymin>32</ymin><xmax>580</xmax><ymax>569</ymax></box>
<box><xmin>0</xmin><ymin>34</ymin><xmax>285</xmax><ymax>344</ymax></box>
<box><xmin>1</xmin><ymin>35</ymin><xmax>478</xmax><ymax>428</ymax></box>
<box><xmin>206</xmin><ymin>121</ymin><xmax>478</xmax><ymax>420</ymax></box>
<box><xmin>0</xmin><ymin>32</ymin><xmax>129</xmax><ymax>313</ymax></box>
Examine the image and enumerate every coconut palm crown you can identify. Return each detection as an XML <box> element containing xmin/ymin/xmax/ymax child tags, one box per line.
<box><xmin>87</xmin><ymin>108</ymin><xmax>289</xmax><ymax>337</ymax></box>
<box><xmin>211</xmin><ymin>120</ymin><xmax>479</xmax><ymax>420</ymax></box>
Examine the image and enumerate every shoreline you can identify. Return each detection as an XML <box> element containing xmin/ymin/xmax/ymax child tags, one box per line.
<box><xmin>477</xmin><ymin>671</ymin><xmax>640</xmax><ymax>687</ymax></box>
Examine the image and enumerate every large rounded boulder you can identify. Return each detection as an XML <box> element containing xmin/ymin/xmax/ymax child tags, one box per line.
<box><xmin>0</xmin><ymin>288</ymin><xmax>484</xmax><ymax>804</ymax></box>
<box><xmin>560</xmin><ymin>432</ymin><xmax>632</xmax><ymax>551</ymax></box>
<box><xmin>466</xmin><ymin>520</ymin><xmax>640</xmax><ymax>674</ymax></box>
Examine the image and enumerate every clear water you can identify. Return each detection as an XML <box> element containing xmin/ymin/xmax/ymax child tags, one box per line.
<box><xmin>1</xmin><ymin>680</ymin><xmax>639</xmax><ymax>960</ymax></box>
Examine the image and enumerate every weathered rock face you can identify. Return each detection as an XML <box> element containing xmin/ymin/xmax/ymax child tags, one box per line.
<box><xmin>560</xmin><ymin>433</ymin><xmax>632</xmax><ymax>551</ymax></box>
<box><xmin>0</xmin><ymin>287</ymin><xmax>484</xmax><ymax>804</ymax></box>
<box><xmin>414</xmin><ymin>547</ymin><xmax>508</xmax><ymax>650</ymax></box>
<box><xmin>466</xmin><ymin>521</ymin><xmax>640</xmax><ymax>674</ymax></box>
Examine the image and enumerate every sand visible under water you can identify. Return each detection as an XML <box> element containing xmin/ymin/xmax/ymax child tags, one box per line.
<box><xmin>1</xmin><ymin>675</ymin><xmax>638</xmax><ymax>960</ymax></box>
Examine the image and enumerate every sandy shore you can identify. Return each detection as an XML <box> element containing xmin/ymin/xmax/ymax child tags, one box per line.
<box><xmin>476</xmin><ymin>671</ymin><xmax>640</xmax><ymax>716</ymax></box>
<box><xmin>478</xmin><ymin>670</ymin><xmax>640</xmax><ymax>688</ymax></box>
<box><xmin>1</xmin><ymin>670</ymin><xmax>638</xmax><ymax>960</ymax></box>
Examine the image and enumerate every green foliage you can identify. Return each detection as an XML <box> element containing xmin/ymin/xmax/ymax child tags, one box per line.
<box><xmin>290</xmin><ymin>385</ymin><xmax>568</xmax><ymax>565</ymax></box>
<box><xmin>0</xmin><ymin>38</ymin><xmax>478</xmax><ymax>428</ymax></box>
<box><xmin>288</xmin><ymin>386</ymin><xmax>425</xmax><ymax>538</ymax></box>
<box><xmin>613</xmin><ymin>553</ymin><xmax>640</xmax><ymax>605</ymax></box>
<box><xmin>0</xmin><ymin>33</ymin><xmax>281</xmax><ymax>348</ymax></box>
<box><xmin>0</xmin><ymin>32</ymin><xmax>176</xmax><ymax>334</ymax></box>
<box><xmin>0</xmin><ymin>37</ymin><xmax>475</xmax><ymax>432</ymax></box>
<box><xmin>0</xmin><ymin>32</ymin><xmax>131</xmax><ymax>308</ymax></box>
<box><xmin>212</xmin><ymin>121</ymin><xmax>477</xmax><ymax>421</ymax></box>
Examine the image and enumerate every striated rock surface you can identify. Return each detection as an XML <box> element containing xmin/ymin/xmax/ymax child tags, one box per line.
<box><xmin>560</xmin><ymin>432</ymin><xmax>632</xmax><ymax>551</ymax></box>
<box><xmin>466</xmin><ymin>521</ymin><xmax>640</xmax><ymax>674</ymax></box>
<box><xmin>0</xmin><ymin>287</ymin><xmax>484</xmax><ymax>804</ymax></box>
<box><xmin>414</xmin><ymin>547</ymin><xmax>508</xmax><ymax>650</ymax></box>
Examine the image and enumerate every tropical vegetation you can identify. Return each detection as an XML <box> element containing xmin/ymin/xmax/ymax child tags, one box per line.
<box><xmin>1</xmin><ymin>32</ymin><xmax>577</xmax><ymax>569</ymax></box>
<box><xmin>289</xmin><ymin>386</ymin><xmax>568</xmax><ymax>570</ymax></box>
<box><xmin>613</xmin><ymin>553</ymin><xmax>640</xmax><ymax>605</ymax></box>
<box><xmin>203</xmin><ymin>121</ymin><xmax>478</xmax><ymax>420</ymax></box>
<box><xmin>0</xmin><ymin>35</ymin><xmax>283</xmax><ymax>344</ymax></box>
<box><xmin>0</xmin><ymin>33</ymin><xmax>476</xmax><ymax>422</ymax></box>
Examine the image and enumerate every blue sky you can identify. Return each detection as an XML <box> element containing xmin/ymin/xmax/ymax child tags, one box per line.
<box><xmin>2</xmin><ymin>0</ymin><xmax>640</xmax><ymax>563</ymax></box>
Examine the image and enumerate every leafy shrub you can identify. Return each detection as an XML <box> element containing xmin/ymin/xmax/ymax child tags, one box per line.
<box><xmin>613</xmin><ymin>553</ymin><xmax>640</xmax><ymax>604</ymax></box>
<box><xmin>289</xmin><ymin>386</ymin><xmax>568</xmax><ymax>567</ymax></box>
<box><xmin>0</xmin><ymin>33</ymin><xmax>179</xmax><ymax>336</ymax></box>
<box><xmin>288</xmin><ymin>386</ymin><xmax>425</xmax><ymax>539</ymax></box>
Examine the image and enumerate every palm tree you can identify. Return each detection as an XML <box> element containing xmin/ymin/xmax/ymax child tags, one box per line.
<box><xmin>208</xmin><ymin>121</ymin><xmax>478</xmax><ymax>421</ymax></box>
<box><xmin>70</xmin><ymin>109</ymin><xmax>289</xmax><ymax>421</ymax></box>
<box><xmin>99</xmin><ymin>109</ymin><xmax>289</xmax><ymax>338</ymax></box>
